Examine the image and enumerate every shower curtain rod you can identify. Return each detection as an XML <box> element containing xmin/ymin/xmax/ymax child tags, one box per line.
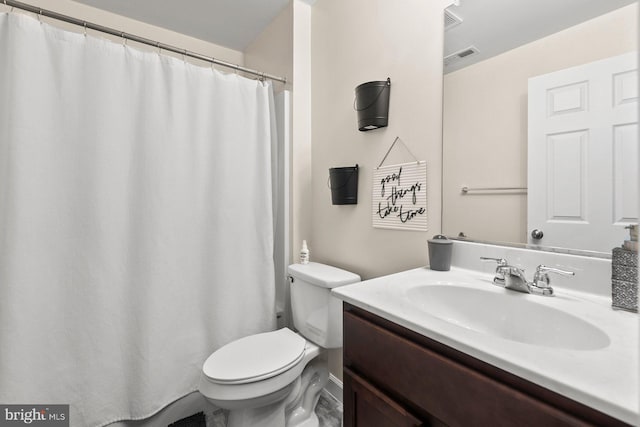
<box><xmin>2</xmin><ymin>0</ymin><xmax>288</xmax><ymax>84</ymax></box>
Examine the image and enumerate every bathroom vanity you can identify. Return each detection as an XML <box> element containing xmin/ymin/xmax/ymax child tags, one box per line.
<box><xmin>333</xmin><ymin>247</ymin><xmax>638</xmax><ymax>427</ymax></box>
<box><xmin>343</xmin><ymin>303</ymin><xmax>627</xmax><ymax>426</ymax></box>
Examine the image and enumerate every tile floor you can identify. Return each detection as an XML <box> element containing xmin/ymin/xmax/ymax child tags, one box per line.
<box><xmin>316</xmin><ymin>390</ymin><xmax>343</xmax><ymax>427</ymax></box>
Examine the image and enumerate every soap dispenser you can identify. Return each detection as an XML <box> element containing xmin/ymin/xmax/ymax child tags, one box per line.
<box><xmin>624</xmin><ymin>224</ymin><xmax>638</xmax><ymax>252</ymax></box>
<box><xmin>299</xmin><ymin>240</ymin><xmax>309</xmax><ymax>264</ymax></box>
<box><xmin>611</xmin><ymin>224</ymin><xmax>638</xmax><ymax>312</ymax></box>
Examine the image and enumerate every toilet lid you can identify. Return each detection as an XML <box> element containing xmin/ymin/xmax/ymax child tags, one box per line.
<box><xmin>203</xmin><ymin>328</ymin><xmax>306</xmax><ymax>385</ymax></box>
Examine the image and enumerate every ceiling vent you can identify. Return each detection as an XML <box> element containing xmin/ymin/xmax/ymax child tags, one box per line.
<box><xmin>444</xmin><ymin>46</ymin><xmax>479</xmax><ymax>67</ymax></box>
<box><xmin>444</xmin><ymin>9</ymin><xmax>462</xmax><ymax>31</ymax></box>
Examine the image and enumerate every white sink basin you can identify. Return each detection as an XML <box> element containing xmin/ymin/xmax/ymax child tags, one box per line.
<box><xmin>404</xmin><ymin>284</ymin><xmax>610</xmax><ymax>350</ymax></box>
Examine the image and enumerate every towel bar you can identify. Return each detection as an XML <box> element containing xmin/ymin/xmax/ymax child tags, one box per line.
<box><xmin>461</xmin><ymin>186</ymin><xmax>527</xmax><ymax>194</ymax></box>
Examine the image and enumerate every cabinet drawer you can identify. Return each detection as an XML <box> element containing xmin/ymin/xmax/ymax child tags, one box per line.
<box><xmin>344</xmin><ymin>309</ymin><xmax>591</xmax><ymax>427</ymax></box>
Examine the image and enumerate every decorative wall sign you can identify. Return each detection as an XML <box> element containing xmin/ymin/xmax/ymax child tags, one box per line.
<box><xmin>372</xmin><ymin>162</ymin><xmax>427</xmax><ymax>231</ymax></box>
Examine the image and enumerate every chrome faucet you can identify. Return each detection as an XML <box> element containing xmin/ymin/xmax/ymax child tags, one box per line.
<box><xmin>480</xmin><ymin>257</ymin><xmax>574</xmax><ymax>296</ymax></box>
<box><xmin>504</xmin><ymin>266</ymin><xmax>533</xmax><ymax>293</ymax></box>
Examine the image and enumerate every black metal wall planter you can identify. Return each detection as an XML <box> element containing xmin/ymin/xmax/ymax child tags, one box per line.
<box><xmin>354</xmin><ymin>78</ymin><xmax>391</xmax><ymax>131</ymax></box>
<box><xmin>328</xmin><ymin>165</ymin><xmax>359</xmax><ymax>205</ymax></box>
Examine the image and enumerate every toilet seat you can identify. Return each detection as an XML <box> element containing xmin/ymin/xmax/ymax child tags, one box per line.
<box><xmin>203</xmin><ymin>328</ymin><xmax>306</xmax><ymax>385</ymax></box>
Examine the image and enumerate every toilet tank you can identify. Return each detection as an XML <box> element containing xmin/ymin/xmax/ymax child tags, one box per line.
<box><xmin>287</xmin><ymin>262</ymin><xmax>360</xmax><ymax>348</ymax></box>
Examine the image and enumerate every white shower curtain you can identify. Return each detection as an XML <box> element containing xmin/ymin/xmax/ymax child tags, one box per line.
<box><xmin>0</xmin><ymin>13</ymin><xmax>277</xmax><ymax>426</ymax></box>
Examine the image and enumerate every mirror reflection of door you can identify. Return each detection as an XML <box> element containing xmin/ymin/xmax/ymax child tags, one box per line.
<box><xmin>442</xmin><ymin>1</ymin><xmax>638</xmax><ymax>253</ymax></box>
<box><xmin>527</xmin><ymin>52</ymin><xmax>638</xmax><ymax>253</ymax></box>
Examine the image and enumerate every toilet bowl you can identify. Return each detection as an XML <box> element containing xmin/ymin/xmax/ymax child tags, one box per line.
<box><xmin>198</xmin><ymin>262</ymin><xmax>360</xmax><ymax>427</ymax></box>
<box><xmin>199</xmin><ymin>328</ymin><xmax>324</xmax><ymax>427</ymax></box>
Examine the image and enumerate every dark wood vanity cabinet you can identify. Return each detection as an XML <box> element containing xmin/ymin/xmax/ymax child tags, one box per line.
<box><xmin>343</xmin><ymin>303</ymin><xmax>629</xmax><ymax>427</ymax></box>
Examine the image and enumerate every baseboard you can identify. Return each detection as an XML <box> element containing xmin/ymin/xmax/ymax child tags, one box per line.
<box><xmin>324</xmin><ymin>373</ymin><xmax>343</xmax><ymax>404</ymax></box>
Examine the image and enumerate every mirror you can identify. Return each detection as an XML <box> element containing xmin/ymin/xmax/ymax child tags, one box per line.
<box><xmin>442</xmin><ymin>0</ymin><xmax>638</xmax><ymax>256</ymax></box>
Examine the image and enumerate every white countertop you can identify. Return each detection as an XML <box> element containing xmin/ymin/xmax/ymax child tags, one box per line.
<box><xmin>333</xmin><ymin>266</ymin><xmax>639</xmax><ymax>425</ymax></box>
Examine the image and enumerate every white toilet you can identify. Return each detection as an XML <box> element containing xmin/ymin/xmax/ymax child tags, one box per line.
<box><xmin>198</xmin><ymin>262</ymin><xmax>360</xmax><ymax>427</ymax></box>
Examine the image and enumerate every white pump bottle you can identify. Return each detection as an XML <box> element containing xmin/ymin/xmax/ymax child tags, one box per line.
<box><xmin>300</xmin><ymin>240</ymin><xmax>309</xmax><ymax>264</ymax></box>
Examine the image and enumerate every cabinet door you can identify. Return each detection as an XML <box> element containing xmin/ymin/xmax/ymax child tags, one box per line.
<box><xmin>344</xmin><ymin>367</ymin><xmax>423</xmax><ymax>427</ymax></box>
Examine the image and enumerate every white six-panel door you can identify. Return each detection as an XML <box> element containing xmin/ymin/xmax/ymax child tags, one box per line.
<box><xmin>528</xmin><ymin>52</ymin><xmax>638</xmax><ymax>253</ymax></box>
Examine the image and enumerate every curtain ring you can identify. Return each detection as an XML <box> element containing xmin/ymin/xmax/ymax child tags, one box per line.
<box><xmin>83</xmin><ymin>22</ymin><xmax>87</xmax><ymax>37</ymax></box>
<box><xmin>156</xmin><ymin>41</ymin><xmax>161</xmax><ymax>55</ymax></box>
<box><xmin>210</xmin><ymin>57</ymin><xmax>216</xmax><ymax>72</ymax></box>
<box><xmin>37</xmin><ymin>8</ymin><xmax>42</xmax><ymax>23</ymax></box>
<box><xmin>183</xmin><ymin>49</ymin><xmax>187</xmax><ymax>63</ymax></box>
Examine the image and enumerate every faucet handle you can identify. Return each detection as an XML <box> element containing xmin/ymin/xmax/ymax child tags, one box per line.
<box><xmin>480</xmin><ymin>257</ymin><xmax>508</xmax><ymax>266</ymax></box>
<box><xmin>533</xmin><ymin>265</ymin><xmax>575</xmax><ymax>287</ymax></box>
<box><xmin>480</xmin><ymin>257</ymin><xmax>509</xmax><ymax>285</ymax></box>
